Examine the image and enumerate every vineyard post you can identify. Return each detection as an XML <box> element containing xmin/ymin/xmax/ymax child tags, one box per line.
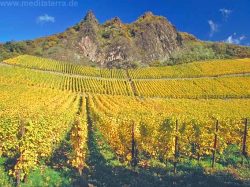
<box><xmin>16</xmin><ymin>119</ymin><xmax>26</xmax><ymax>186</ymax></box>
<box><xmin>197</xmin><ymin>144</ymin><xmax>201</xmax><ymax>163</ymax></box>
<box><xmin>16</xmin><ymin>169</ymin><xmax>21</xmax><ymax>187</ymax></box>
<box><xmin>131</xmin><ymin>121</ymin><xmax>137</xmax><ymax>168</ymax></box>
<box><xmin>212</xmin><ymin>120</ymin><xmax>219</xmax><ymax>168</ymax></box>
<box><xmin>242</xmin><ymin>118</ymin><xmax>248</xmax><ymax>165</ymax></box>
<box><xmin>174</xmin><ymin>119</ymin><xmax>179</xmax><ymax>174</ymax></box>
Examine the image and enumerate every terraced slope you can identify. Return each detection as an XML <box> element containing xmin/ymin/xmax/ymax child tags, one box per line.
<box><xmin>0</xmin><ymin>64</ymin><xmax>249</xmax><ymax>98</ymax></box>
<box><xmin>4</xmin><ymin>55</ymin><xmax>250</xmax><ymax>79</ymax></box>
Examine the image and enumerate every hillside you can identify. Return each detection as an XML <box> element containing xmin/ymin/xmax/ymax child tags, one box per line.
<box><xmin>1</xmin><ymin>11</ymin><xmax>250</xmax><ymax>68</ymax></box>
<box><xmin>2</xmin><ymin>55</ymin><xmax>250</xmax><ymax>99</ymax></box>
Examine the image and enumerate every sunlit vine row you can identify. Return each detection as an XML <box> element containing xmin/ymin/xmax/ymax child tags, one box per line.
<box><xmin>0</xmin><ymin>83</ymin><xmax>81</xmax><ymax>181</ymax></box>
<box><xmin>133</xmin><ymin>76</ymin><xmax>250</xmax><ymax>98</ymax></box>
<box><xmin>4</xmin><ymin>56</ymin><xmax>250</xmax><ymax>80</ymax></box>
<box><xmin>68</xmin><ymin>96</ymin><xmax>88</xmax><ymax>175</ymax></box>
<box><xmin>88</xmin><ymin>94</ymin><xmax>250</xmax><ymax>165</ymax></box>
<box><xmin>4</xmin><ymin>55</ymin><xmax>127</xmax><ymax>78</ymax></box>
<box><xmin>128</xmin><ymin>58</ymin><xmax>250</xmax><ymax>79</ymax></box>
<box><xmin>0</xmin><ymin>66</ymin><xmax>133</xmax><ymax>96</ymax></box>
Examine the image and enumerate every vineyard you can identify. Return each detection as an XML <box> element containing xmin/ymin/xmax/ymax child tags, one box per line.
<box><xmin>0</xmin><ymin>56</ymin><xmax>250</xmax><ymax>186</ymax></box>
<box><xmin>133</xmin><ymin>77</ymin><xmax>250</xmax><ymax>98</ymax></box>
<box><xmin>128</xmin><ymin>58</ymin><xmax>250</xmax><ymax>79</ymax></box>
<box><xmin>4</xmin><ymin>55</ymin><xmax>250</xmax><ymax>79</ymax></box>
<box><xmin>1</xmin><ymin>64</ymin><xmax>250</xmax><ymax>99</ymax></box>
<box><xmin>4</xmin><ymin>55</ymin><xmax>127</xmax><ymax>79</ymax></box>
<box><xmin>89</xmin><ymin>94</ymin><xmax>250</xmax><ymax>166</ymax></box>
<box><xmin>0</xmin><ymin>84</ymin><xmax>83</xmax><ymax>184</ymax></box>
<box><xmin>0</xmin><ymin>66</ymin><xmax>133</xmax><ymax>96</ymax></box>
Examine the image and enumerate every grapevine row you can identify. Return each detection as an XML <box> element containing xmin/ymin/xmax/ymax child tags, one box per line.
<box><xmin>1</xmin><ymin>65</ymin><xmax>249</xmax><ymax>99</ymax></box>
<box><xmin>88</xmin><ymin>95</ymin><xmax>250</xmax><ymax>168</ymax></box>
<box><xmin>0</xmin><ymin>83</ymin><xmax>88</xmax><ymax>183</ymax></box>
<box><xmin>4</xmin><ymin>55</ymin><xmax>250</xmax><ymax>79</ymax></box>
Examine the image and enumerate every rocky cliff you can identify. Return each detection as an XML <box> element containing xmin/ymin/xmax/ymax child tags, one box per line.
<box><xmin>44</xmin><ymin>11</ymin><xmax>182</xmax><ymax>67</ymax></box>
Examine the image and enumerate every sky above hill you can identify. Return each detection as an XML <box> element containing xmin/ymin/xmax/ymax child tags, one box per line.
<box><xmin>0</xmin><ymin>0</ymin><xmax>249</xmax><ymax>46</ymax></box>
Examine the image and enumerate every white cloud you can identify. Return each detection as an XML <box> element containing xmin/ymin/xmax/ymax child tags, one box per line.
<box><xmin>208</xmin><ymin>20</ymin><xmax>218</xmax><ymax>37</ymax></box>
<box><xmin>37</xmin><ymin>14</ymin><xmax>55</xmax><ymax>24</ymax></box>
<box><xmin>239</xmin><ymin>35</ymin><xmax>246</xmax><ymax>41</ymax></box>
<box><xmin>225</xmin><ymin>33</ymin><xmax>246</xmax><ymax>45</ymax></box>
<box><xmin>219</xmin><ymin>8</ymin><xmax>232</xmax><ymax>20</ymax></box>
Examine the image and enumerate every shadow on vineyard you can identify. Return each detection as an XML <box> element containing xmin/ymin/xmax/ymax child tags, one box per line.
<box><xmin>85</xmin><ymin>127</ymin><xmax>250</xmax><ymax>187</ymax></box>
<box><xmin>86</xmin><ymin>126</ymin><xmax>167</xmax><ymax>186</ymax></box>
<box><xmin>1</xmin><ymin>123</ymin><xmax>247</xmax><ymax>187</ymax></box>
<box><xmin>0</xmin><ymin>101</ymin><xmax>249</xmax><ymax>186</ymax></box>
<box><xmin>49</xmin><ymin>133</ymin><xmax>86</xmax><ymax>186</ymax></box>
<box><xmin>50</xmin><ymin>133</ymin><xmax>72</xmax><ymax>169</ymax></box>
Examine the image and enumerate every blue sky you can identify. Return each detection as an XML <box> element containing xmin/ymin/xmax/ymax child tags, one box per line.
<box><xmin>0</xmin><ymin>0</ymin><xmax>249</xmax><ymax>46</ymax></box>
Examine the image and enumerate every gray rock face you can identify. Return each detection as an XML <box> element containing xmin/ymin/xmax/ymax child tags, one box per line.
<box><xmin>47</xmin><ymin>11</ymin><xmax>183</xmax><ymax>67</ymax></box>
<box><xmin>131</xmin><ymin>12</ymin><xmax>182</xmax><ymax>62</ymax></box>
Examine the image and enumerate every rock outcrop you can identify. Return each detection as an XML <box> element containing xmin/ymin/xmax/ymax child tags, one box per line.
<box><xmin>40</xmin><ymin>10</ymin><xmax>183</xmax><ymax>67</ymax></box>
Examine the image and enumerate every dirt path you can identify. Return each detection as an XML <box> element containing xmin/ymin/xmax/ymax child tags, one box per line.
<box><xmin>126</xmin><ymin>69</ymin><xmax>138</xmax><ymax>96</ymax></box>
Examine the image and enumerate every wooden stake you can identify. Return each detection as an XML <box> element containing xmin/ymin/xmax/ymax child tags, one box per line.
<box><xmin>16</xmin><ymin>120</ymin><xmax>26</xmax><ymax>186</ymax></box>
<box><xmin>131</xmin><ymin>121</ymin><xmax>137</xmax><ymax>168</ymax></box>
<box><xmin>174</xmin><ymin>119</ymin><xmax>179</xmax><ymax>174</ymax></box>
<box><xmin>197</xmin><ymin>144</ymin><xmax>201</xmax><ymax>163</ymax></box>
<box><xmin>212</xmin><ymin>120</ymin><xmax>219</xmax><ymax>168</ymax></box>
<box><xmin>16</xmin><ymin>169</ymin><xmax>21</xmax><ymax>187</ymax></box>
<box><xmin>242</xmin><ymin>118</ymin><xmax>248</xmax><ymax>156</ymax></box>
<box><xmin>242</xmin><ymin>118</ymin><xmax>248</xmax><ymax>165</ymax></box>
